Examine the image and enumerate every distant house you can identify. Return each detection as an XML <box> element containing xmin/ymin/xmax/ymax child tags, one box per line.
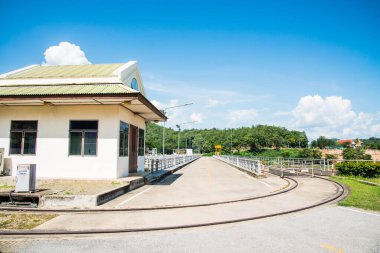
<box><xmin>355</xmin><ymin>139</ymin><xmax>363</xmax><ymax>148</ymax></box>
<box><xmin>337</xmin><ymin>139</ymin><xmax>353</xmax><ymax>146</ymax></box>
<box><xmin>0</xmin><ymin>62</ymin><xmax>166</xmax><ymax>179</ymax></box>
<box><xmin>337</xmin><ymin>139</ymin><xmax>363</xmax><ymax>149</ymax></box>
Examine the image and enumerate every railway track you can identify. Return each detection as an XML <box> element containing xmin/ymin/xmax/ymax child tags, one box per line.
<box><xmin>0</xmin><ymin>165</ymin><xmax>345</xmax><ymax>236</ymax></box>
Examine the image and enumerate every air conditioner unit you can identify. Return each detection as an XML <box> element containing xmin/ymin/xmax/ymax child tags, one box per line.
<box><xmin>15</xmin><ymin>164</ymin><xmax>36</xmax><ymax>192</ymax></box>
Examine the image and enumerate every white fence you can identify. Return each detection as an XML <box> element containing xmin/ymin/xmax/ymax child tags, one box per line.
<box><xmin>214</xmin><ymin>155</ymin><xmax>264</xmax><ymax>175</ymax></box>
<box><xmin>216</xmin><ymin>155</ymin><xmax>379</xmax><ymax>176</ymax></box>
<box><xmin>145</xmin><ymin>154</ymin><xmax>200</xmax><ymax>172</ymax></box>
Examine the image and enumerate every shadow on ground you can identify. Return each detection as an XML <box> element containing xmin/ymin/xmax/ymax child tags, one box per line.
<box><xmin>155</xmin><ymin>174</ymin><xmax>183</xmax><ymax>186</ymax></box>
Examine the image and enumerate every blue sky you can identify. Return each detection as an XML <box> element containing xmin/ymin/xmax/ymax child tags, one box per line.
<box><xmin>1</xmin><ymin>0</ymin><xmax>379</xmax><ymax>139</ymax></box>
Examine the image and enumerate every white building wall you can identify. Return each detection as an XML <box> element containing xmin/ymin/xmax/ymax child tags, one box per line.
<box><xmin>0</xmin><ymin>105</ymin><xmax>120</xmax><ymax>179</ymax></box>
<box><xmin>116</xmin><ymin>106</ymin><xmax>146</xmax><ymax>177</ymax></box>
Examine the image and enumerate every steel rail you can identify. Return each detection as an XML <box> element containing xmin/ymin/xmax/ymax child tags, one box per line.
<box><xmin>0</xmin><ymin>175</ymin><xmax>345</xmax><ymax>236</ymax></box>
<box><xmin>0</xmin><ymin>176</ymin><xmax>296</xmax><ymax>213</ymax></box>
<box><xmin>0</xmin><ymin>162</ymin><xmax>346</xmax><ymax>236</ymax></box>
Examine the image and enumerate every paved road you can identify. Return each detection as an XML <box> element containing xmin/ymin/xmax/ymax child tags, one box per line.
<box><xmin>2</xmin><ymin>206</ymin><xmax>379</xmax><ymax>253</ymax></box>
<box><xmin>13</xmin><ymin>157</ymin><xmax>339</xmax><ymax>232</ymax></box>
<box><xmin>32</xmin><ymin>175</ymin><xmax>339</xmax><ymax>231</ymax></box>
<box><xmin>1</xmin><ymin>157</ymin><xmax>377</xmax><ymax>253</ymax></box>
<box><xmin>103</xmin><ymin>157</ymin><xmax>288</xmax><ymax>208</ymax></box>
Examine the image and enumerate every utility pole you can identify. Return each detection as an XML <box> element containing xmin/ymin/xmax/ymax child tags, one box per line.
<box><xmin>230</xmin><ymin>128</ymin><xmax>233</xmax><ymax>155</ymax></box>
<box><xmin>176</xmin><ymin>121</ymin><xmax>197</xmax><ymax>155</ymax></box>
<box><xmin>161</xmin><ymin>103</ymin><xmax>193</xmax><ymax>155</ymax></box>
<box><xmin>176</xmin><ymin>124</ymin><xmax>181</xmax><ymax>154</ymax></box>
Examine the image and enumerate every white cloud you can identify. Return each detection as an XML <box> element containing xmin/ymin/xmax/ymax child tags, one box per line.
<box><xmin>371</xmin><ymin>124</ymin><xmax>380</xmax><ymax>135</ymax></box>
<box><xmin>143</xmin><ymin>74</ymin><xmax>271</xmax><ymax>107</ymax></box>
<box><xmin>151</xmin><ymin>99</ymin><xmax>179</xmax><ymax>110</ymax></box>
<box><xmin>227</xmin><ymin>109</ymin><xmax>258</xmax><ymax>126</ymax></box>
<box><xmin>288</xmin><ymin>95</ymin><xmax>380</xmax><ymax>139</ymax></box>
<box><xmin>151</xmin><ymin>99</ymin><xmax>199</xmax><ymax>128</ymax></box>
<box><xmin>274</xmin><ymin>111</ymin><xmax>292</xmax><ymax>116</ymax></box>
<box><xmin>190</xmin><ymin>113</ymin><xmax>205</xmax><ymax>123</ymax></box>
<box><xmin>291</xmin><ymin>95</ymin><xmax>356</xmax><ymax>128</ymax></box>
<box><xmin>144</xmin><ymin>81</ymin><xmax>172</xmax><ymax>94</ymax></box>
<box><xmin>205</xmin><ymin>99</ymin><xmax>220</xmax><ymax>108</ymax></box>
<box><xmin>151</xmin><ymin>100</ymin><xmax>161</xmax><ymax>108</ymax></box>
<box><xmin>43</xmin><ymin>41</ymin><xmax>91</xmax><ymax>65</ymax></box>
<box><xmin>342</xmin><ymin>112</ymin><xmax>375</xmax><ymax>137</ymax></box>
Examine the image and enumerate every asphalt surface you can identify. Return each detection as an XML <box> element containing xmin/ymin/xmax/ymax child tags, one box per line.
<box><xmin>1</xmin><ymin>206</ymin><xmax>379</xmax><ymax>253</ymax></box>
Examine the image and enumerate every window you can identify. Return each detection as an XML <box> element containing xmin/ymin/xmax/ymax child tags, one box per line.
<box><xmin>131</xmin><ymin>78</ymin><xmax>139</xmax><ymax>91</ymax></box>
<box><xmin>119</xmin><ymin>121</ymin><xmax>129</xmax><ymax>156</ymax></box>
<box><xmin>69</xmin><ymin>121</ymin><xmax>98</xmax><ymax>156</ymax></box>
<box><xmin>9</xmin><ymin>121</ymin><xmax>38</xmax><ymax>155</ymax></box>
<box><xmin>138</xmin><ymin>128</ymin><xmax>145</xmax><ymax>156</ymax></box>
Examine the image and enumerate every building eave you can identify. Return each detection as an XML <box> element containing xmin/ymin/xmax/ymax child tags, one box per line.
<box><xmin>0</xmin><ymin>93</ymin><xmax>167</xmax><ymax>122</ymax></box>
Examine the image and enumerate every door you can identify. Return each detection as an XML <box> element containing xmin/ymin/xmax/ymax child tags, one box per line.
<box><xmin>129</xmin><ymin>125</ymin><xmax>138</xmax><ymax>173</ymax></box>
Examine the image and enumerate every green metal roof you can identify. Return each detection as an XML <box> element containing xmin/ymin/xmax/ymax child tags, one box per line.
<box><xmin>0</xmin><ymin>84</ymin><xmax>135</xmax><ymax>96</ymax></box>
<box><xmin>4</xmin><ymin>64</ymin><xmax>125</xmax><ymax>79</ymax></box>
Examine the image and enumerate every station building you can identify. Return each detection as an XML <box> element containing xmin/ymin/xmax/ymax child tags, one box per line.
<box><xmin>0</xmin><ymin>62</ymin><xmax>166</xmax><ymax>179</ymax></box>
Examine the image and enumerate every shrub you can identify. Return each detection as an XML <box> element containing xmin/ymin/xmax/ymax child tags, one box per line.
<box><xmin>298</xmin><ymin>148</ymin><xmax>322</xmax><ymax>159</ymax></box>
<box><xmin>325</xmin><ymin>154</ymin><xmax>338</xmax><ymax>160</ymax></box>
<box><xmin>343</xmin><ymin>148</ymin><xmax>372</xmax><ymax>160</ymax></box>
<box><xmin>281</xmin><ymin>151</ymin><xmax>291</xmax><ymax>158</ymax></box>
<box><xmin>335</xmin><ymin>161</ymin><xmax>380</xmax><ymax>178</ymax></box>
<box><xmin>325</xmin><ymin>154</ymin><xmax>339</xmax><ymax>165</ymax></box>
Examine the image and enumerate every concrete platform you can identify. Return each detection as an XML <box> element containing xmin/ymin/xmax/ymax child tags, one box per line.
<box><xmin>0</xmin><ymin>176</ymin><xmax>145</xmax><ymax>208</ymax></box>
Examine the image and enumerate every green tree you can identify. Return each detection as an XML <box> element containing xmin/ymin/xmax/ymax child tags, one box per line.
<box><xmin>313</xmin><ymin>136</ymin><xmax>336</xmax><ymax>149</ymax></box>
<box><xmin>145</xmin><ymin>123</ymin><xmax>309</xmax><ymax>155</ymax></box>
<box><xmin>363</xmin><ymin>137</ymin><xmax>380</xmax><ymax>150</ymax></box>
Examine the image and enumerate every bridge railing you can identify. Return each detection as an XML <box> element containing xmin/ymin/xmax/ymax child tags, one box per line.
<box><xmin>217</xmin><ymin>155</ymin><xmax>379</xmax><ymax>176</ymax></box>
<box><xmin>214</xmin><ymin>155</ymin><xmax>263</xmax><ymax>175</ymax></box>
<box><xmin>145</xmin><ymin>154</ymin><xmax>200</xmax><ymax>172</ymax></box>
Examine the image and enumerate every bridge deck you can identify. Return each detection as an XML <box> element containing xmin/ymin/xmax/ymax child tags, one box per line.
<box><xmin>32</xmin><ymin>157</ymin><xmax>343</xmax><ymax>232</ymax></box>
<box><xmin>103</xmin><ymin>157</ymin><xmax>287</xmax><ymax>208</ymax></box>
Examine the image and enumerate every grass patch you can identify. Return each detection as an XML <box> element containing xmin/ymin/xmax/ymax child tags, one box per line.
<box><xmin>337</xmin><ymin>176</ymin><xmax>380</xmax><ymax>185</ymax></box>
<box><xmin>0</xmin><ymin>184</ymin><xmax>14</xmax><ymax>190</ymax></box>
<box><xmin>0</xmin><ymin>213</ymin><xmax>58</xmax><ymax>229</ymax></box>
<box><xmin>332</xmin><ymin>177</ymin><xmax>380</xmax><ymax>211</ymax></box>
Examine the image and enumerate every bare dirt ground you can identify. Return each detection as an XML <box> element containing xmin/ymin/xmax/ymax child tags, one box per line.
<box><xmin>321</xmin><ymin>149</ymin><xmax>380</xmax><ymax>160</ymax></box>
<box><xmin>0</xmin><ymin>178</ymin><xmax>128</xmax><ymax>195</ymax></box>
<box><xmin>36</xmin><ymin>180</ymin><xmax>128</xmax><ymax>195</ymax></box>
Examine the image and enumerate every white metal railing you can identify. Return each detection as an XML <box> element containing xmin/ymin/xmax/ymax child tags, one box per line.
<box><xmin>218</xmin><ymin>155</ymin><xmax>379</xmax><ymax>176</ymax></box>
<box><xmin>214</xmin><ymin>155</ymin><xmax>264</xmax><ymax>175</ymax></box>
<box><xmin>145</xmin><ymin>154</ymin><xmax>200</xmax><ymax>172</ymax></box>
